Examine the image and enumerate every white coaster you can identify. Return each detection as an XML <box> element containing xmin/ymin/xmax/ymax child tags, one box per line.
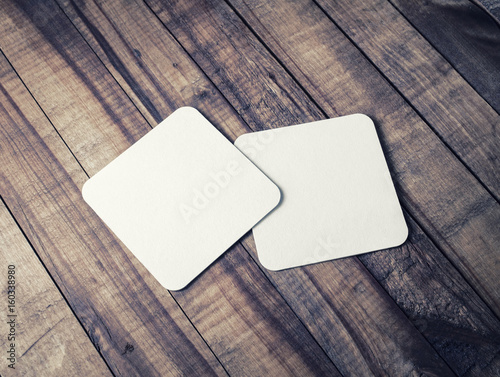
<box><xmin>235</xmin><ymin>114</ymin><xmax>408</xmax><ymax>270</ymax></box>
<box><xmin>83</xmin><ymin>107</ymin><xmax>280</xmax><ymax>290</ymax></box>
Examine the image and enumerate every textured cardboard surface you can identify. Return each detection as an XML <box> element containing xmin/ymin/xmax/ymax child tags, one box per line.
<box><xmin>83</xmin><ymin>107</ymin><xmax>280</xmax><ymax>289</ymax></box>
<box><xmin>235</xmin><ymin>114</ymin><xmax>407</xmax><ymax>270</ymax></box>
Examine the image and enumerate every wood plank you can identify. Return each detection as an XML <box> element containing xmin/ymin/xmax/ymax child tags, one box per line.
<box><xmin>0</xmin><ymin>199</ymin><xmax>113</xmax><ymax>376</ymax></box>
<box><xmin>49</xmin><ymin>0</ymin><xmax>489</xmax><ymax>375</ymax></box>
<box><xmin>0</xmin><ymin>1</ymin><xmax>343</xmax><ymax>375</ymax></box>
<box><xmin>388</xmin><ymin>0</ymin><xmax>500</xmax><ymax>115</ymax></box>
<box><xmin>7</xmin><ymin>0</ymin><xmax>458</xmax><ymax>375</ymax></box>
<box><xmin>218</xmin><ymin>0</ymin><xmax>500</xmax><ymax>316</ymax></box>
<box><xmin>358</xmin><ymin>212</ymin><xmax>500</xmax><ymax>376</ymax></box>
<box><xmin>239</xmin><ymin>232</ymin><xmax>461</xmax><ymax>376</ymax></box>
<box><xmin>476</xmin><ymin>0</ymin><xmax>500</xmax><ymax>21</ymax></box>
<box><xmin>313</xmin><ymin>0</ymin><xmax>500</xmax><ymax>201</ymax></box>
<box><xmin>2</xmin><ymin>0</ymin><xmax>496</xmax><ymax>374</ymax></box>
<box><xmin>240</xmin><ymin>210</ymin><xmax>500</xmax><ymax>377</ymax></box>
<box><xmin>0</xmin><ymin>40</ymin><xmax>226</xmax><ymax>377</ymax></box>
<box><xmin>58</xmin><ymin>0</ymin><xmax>500</xmax><ymax>372</ymax></box>
<box><xmin>141</xmin><ymin>0</ymin><xmax>500</xmax><ymax>374</ymax></box>
<box><xmin>0</xmin><ymin>1</ymin><xmax>151</xmax><ymax>174</ymax></box>
<box><xmin>172</xmin><ymin>243</ymin><xmax>342</xmax><ymax>376</ymax></box>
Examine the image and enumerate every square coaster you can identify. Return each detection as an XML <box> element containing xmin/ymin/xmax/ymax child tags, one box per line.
<box><xmin>83</xmin><ymin>107</ymin><xmax>280</xmax><ymax>290</ymax></box>
<box><xmin>234</xmin><ymin>114</ymin><xmax>407</xmax><ymax>270</ymax></box>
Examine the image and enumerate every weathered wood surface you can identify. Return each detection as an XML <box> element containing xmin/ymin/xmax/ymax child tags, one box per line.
<box><xmin>0</xmin><ymin>1</ymin><xmax>342</xmax><ymax>376</ymax></box>
<box><xmin>389</xmin><ymin>0</ymin><xmax>500</xmax><ymax>114</ymax></box>
<box><xmin>313</xmin><ymin>0</ymin><xmax>500</xmax><ymax>200</ymax></box>
<box><xmin>477</xmin><ymin>0</ymin><xmax>500</xmax><ymax>20</ymax></box>
<box><xmin>0</xmin><ymin>0</ymin><xmax>499</xmax><ymax>376</ymax></box>
<box><xmin>0</xmin><ymin>45</ymin><xmax>227</xmax><ymax>376</ymax></box>
<box><xmin>0</xmin><ymin>198</ymin><xmax>112</xmax><ymax>376</ymax></box>
<box><xmin>221</xmin><ymin>0</ymin><xmax>500</xmax><ymax>315</ymax></box>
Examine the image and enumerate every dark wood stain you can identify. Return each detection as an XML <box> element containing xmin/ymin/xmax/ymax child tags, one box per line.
<box><xmin>390</xmin><ymin>0</ymin><xmax>500</xmax><ymax>113</ymax></box>
<box><xmin>312</xmin><ymin>0</ymin><xmax>500</xmax><ymax>202</ymax></box>
<box><xmin>14</xmin><ymin>0</ymin><xmax>139</xmax><ymax>145</ymax></box>
<box><xmin>0</xmin><ymin>0</ymin><xmax>499</xmax><ymax>375</ymax></box>
<box><xmin>217</xmin><ymin>248</ymin><xmax>341</xmax><ymax>376</ymax></box>
<box><xmin>359</xmin><ymin>213</ymin><xmax>500</xmax><ymax>375</ymax></box>
<box><xmin>67</xmin><ymin>0</ymin><xmax>167</xmax><ymax>123</ymax></box>
<box><xmin>146</xmin><ymin>0</ymin><xmax>500</xmax><ymax>374</ymax></box>
<box><xmin>0</xmin><ymin>52</ymin><xmax>224</xmax><ymax>376</ymax></box>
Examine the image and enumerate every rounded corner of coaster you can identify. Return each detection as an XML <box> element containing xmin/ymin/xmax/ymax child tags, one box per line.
<box><xmin>269</xmin><ymin>181</ymin><xmax>282</xmax><ymax>208</ymax></box>
<box><xmin>164</xmin><ymin>280</ymin><xmax>189</xmax><ymax>292</ymax></box>
<box><xmin>81</xmin><ymin>178</ymin><xmax>92</xmax><ymax>202</ymax></box>
<box><xmin>174</xmin><ymin>105</ymin><xmax>198</xmax><ymax>115</ymax></box>
<box><xmin>259</xmin><ymin>257</ymin><xmax>284</xmax><ymax>272</ymax></box>
<box><xmin>234</xmin><ymin>132</ymin><xmax>249</xmax><ymax>147</ymax></box>
<box><xmin>351</xmin><ymin>113</ymin><xmax>372</xmax><ymax>123</ymax></box>
<box><xmin>394</xmin><ymin>220</ymin><xmax>410</xmax><ymax>247</ymax></box>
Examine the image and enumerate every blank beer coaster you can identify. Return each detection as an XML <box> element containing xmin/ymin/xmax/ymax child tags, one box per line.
<box><xmin>234</xmin><ymin>114</ymin><xmax>408</xmax><ymax>270</ymax></box>
<box><xmin>83</xmin><ymin>107</ymin><xmax>280</xmax><ymax>290</ymax></box>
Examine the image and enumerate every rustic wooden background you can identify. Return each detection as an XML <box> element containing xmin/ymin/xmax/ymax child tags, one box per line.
<box><xmin>1</xmin><ymin>0</ymin><xmax>499</xmax><ymax>376</ymax></box>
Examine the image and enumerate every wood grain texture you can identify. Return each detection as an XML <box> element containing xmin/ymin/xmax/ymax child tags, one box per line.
<box><xmin>172</xmin><ymin>244</ymin><xmax>342</xmax><ymax>376</ymax></box>
<box><xmin>239</xmin><ymin>231</ymin><xmax>458</xmax><ymax>377</ymax></box>
<box><xmin>358</xmin><ymin>212</ymin><xmax>500</xmax><ymax>376</ymax></box>
<box><xmin>0</xmin><ymin>10</ymin><xmax>227</xmax><ymax>375</ymax></box>
<box><xmin>64</xmin><ymin>0</ymin><xmax>500</xmax><ymax>374</ymax></box>
<box><xmin>476</xmin><ymin>0</ymin><xmax>500</xmax><ymax>20</ymax></box>
<box><xmin>0</xmin><ymin>0</ymin><xmax>343</xmax><ymax>375</ymax></box>
<box><xmin>20</xmin><ymin>0</ymin><xmax>439</xmax><ymax>374</ymax></box>
<box><xmin>0</xmin><ymin>198</ymin><xmax>112</xmax><ymax>376</ymax></box>
<box><xmin>60</xmin><ymin>3</ymin><xmax>466</xmax><ymax>374</ymax></box>
<box><xmin>241</xmin><ymin>210</ymin><xmax>500</xmax><ymax>377</ymax></box>
<box><xmin>8</xmin><ymin>0</ymin><xmax>458</xmax><ymax>373</ymax></box>
<box><xmin>0</xmin><ymin>0</ymin><xmax>150</xmax><ymax>174</ymax></box>
<box><xmin>146</xmin><ymin>0</ymin><xmax>500</xmax><ymax>374</ymax></box>
<box><xmin>60</xmin><ymin>0</ymin><xmax>498</xmax><ymax>374</ymax></box>
<box><xmin>313</xmin><ymin>0</ymin><xmax>500</xmax><ymax>201</ymax></box>
<box><xmin>223</xmin><ymin>0</ymin><xmax>500</xmax><ymax>318</ymax></box>
<box><xmin>388</xmin><ymin>0</ymin><xmax>500</xmax><ymax>114</ymax></box>
<box><xmin>0</xmin><ymin>0</ymin><xmax>498</xmax><ymax>375</ymax></box>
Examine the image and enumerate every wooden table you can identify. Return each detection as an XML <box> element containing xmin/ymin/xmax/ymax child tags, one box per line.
<box><xmin>1</xmin><ymin>0</ymin><xmax>499</xmax><ymax>376</ymax></box>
